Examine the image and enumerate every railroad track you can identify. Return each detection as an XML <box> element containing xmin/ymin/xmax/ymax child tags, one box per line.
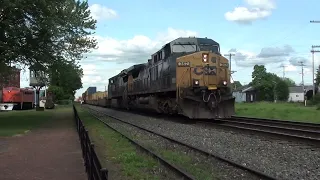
<box><xmin>85</xmin><ymin>106</ymin><xmax>276</xmax><ymax>180</ymax></box>
<box><xmin>84</xmin><ymin>107</ymin><xmax>196</xmax><ymax>180</ymax></box>
<box><xmin>215</xmin><ymin>116</ymin><xmax>320</xmax><ymax>147</ymax></box>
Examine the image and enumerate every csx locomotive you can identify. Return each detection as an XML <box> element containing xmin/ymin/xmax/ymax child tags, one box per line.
<box><xmin>84</xmin><ymin>37</ymin><xmax>235</xmax><ymax>119</ymax></box>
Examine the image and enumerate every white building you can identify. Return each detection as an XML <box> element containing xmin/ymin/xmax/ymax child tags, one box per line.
<box><xmin>287</xmin><ymin>85</ymin><xmax>316</xmax><ymax>102</ymax></box>
<box><xmin>233</xmin><ymin>86</ymin><xmax>257</xmax><ymax>103</ymax></box>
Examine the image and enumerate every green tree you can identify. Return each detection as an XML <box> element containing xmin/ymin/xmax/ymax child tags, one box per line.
<box><xmin>48</xmin><ymin>61</ymin><xmax>83</xmax><ymax>100</ymax></box>
<box><xmin>0</xmin><ymin>0</ymin><xmax>97</xmax><ymax>74</ymax></box>
<box><xmin>231</xmin><ymin>81</ymin><xmax>242</xmax><ymax>90</ymax></box>
<box><xmin>283</xmin><ymin>77</ymin><xmax>296</xmax><ymax>87</ymax></box>
<box><xmin>251</xmin><ymin>65</ymin><xmax>289</xmax><ymax>101</ymax></box>
<box><xmin>273</xmin><ymin>75</ymin><xmax>290</xmax><ymax>101</ymax></box>
<box><xmin>251</xmin><ymin>65</ymin><xmax>274</xmax><ymax>101</ymax></box>
<box><xmin>48</xmin><ymin>85</ymin><xmax>65</xmax><ymax>101</ymax></box>
<box><xmin>316</xmin><ymin>65</ymin><xmax>320</xmax><ymax>87</ymax></box>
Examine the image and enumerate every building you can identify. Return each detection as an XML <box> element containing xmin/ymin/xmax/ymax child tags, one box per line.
<box><xmin>287</xmin><ymin>85</ymin><xmax>316</xmax><ymax>102</ymax></box>
<box><xmin>233</xmin><ymin>85</ymin><xmax>257</xmax><ymax>103</ymax></box>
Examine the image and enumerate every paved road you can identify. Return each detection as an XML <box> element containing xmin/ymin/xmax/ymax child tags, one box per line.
<box><xmin>0</xmin><ymin>109</ymin><xmax>86</xmax><ymax>180</ymax></box>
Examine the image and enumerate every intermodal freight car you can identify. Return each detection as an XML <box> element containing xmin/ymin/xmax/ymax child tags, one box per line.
<box><xmin>83</xmin><ymin>37</ymin><xmax>235</xmax><ymax>119</ymax></box>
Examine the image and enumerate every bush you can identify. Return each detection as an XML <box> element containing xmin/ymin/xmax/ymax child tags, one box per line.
<box><xmin>55</xmin><ymin>99</ymin><xmax>72</xmax><ymax>105</ymax></box>
<box><xmin>310</xmin><ymin>94</ymin><xmax>320</xmax><ymax>105</ymax></box>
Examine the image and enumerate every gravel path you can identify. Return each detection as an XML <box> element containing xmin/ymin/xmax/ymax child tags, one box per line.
<box><xmin>87</xmin><ymin>105</ymin><xmax>320</xmax><ymax>180</ymax></box>
<box><xmin>89</xmin><ymin>108</ymin><xmax>263</xmax><ymax>180</ymax></box>
<box><xmin>0</xmin><ymin>109</ymin><xmax>86</xmax><ymax>180</ymax></box>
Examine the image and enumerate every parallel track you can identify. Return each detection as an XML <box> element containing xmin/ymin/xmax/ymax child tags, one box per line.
<box><xmin>86</xmin><ymin>106</ymin><xmax>276</xmax><ymax>180</ymax></box>
<box><xmin>85</xmin><ymin>107</ymin><xmax>196</xmax><ymax>180</ymax></box>
<box><xmin>215</xmin><ymin>116</ymin><xmax>320</xmax><ymax>147</ymax></box>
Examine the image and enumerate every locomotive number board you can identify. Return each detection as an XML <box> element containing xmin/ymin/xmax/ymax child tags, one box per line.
<box><xmin>177</xmin><ymin>61</ymin><xmax>190</xmax><ymax>67</ymax></box>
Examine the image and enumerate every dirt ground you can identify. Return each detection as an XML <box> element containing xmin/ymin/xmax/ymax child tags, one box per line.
<box><xmin>0</xmin><ymin>108</ymin><xmax>86</xmax><ymax>180</ymax></box>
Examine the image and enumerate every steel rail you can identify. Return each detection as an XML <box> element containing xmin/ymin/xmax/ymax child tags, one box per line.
<box><xmin>232</xmin><ymin>116</ymin><xmax>320</xmax><ymax>129</ymax></box>
<box><xmin>85</xmin><ymin>107</ymin><xmax>196</xmax><ymax>180</ymax></box>
<box><xmin>87</xmin><ymin>106</ymin><xmax>277</xmax><ymax>180</ymax></box>
<box><xmin>216</xmin><ymin>117</ymin><xmax>320</xmax><ymax>147</ymax></box>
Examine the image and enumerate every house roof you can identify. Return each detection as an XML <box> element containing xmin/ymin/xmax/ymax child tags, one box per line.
<box><xmin>289</xmin><ymin>85</ymin><xmax>314</xmax><ymax>93</ymax></box>
<box><xmin>234</xmin><ymin>84</ymin><xmax>249</xmax><ymax>92</ymax></box>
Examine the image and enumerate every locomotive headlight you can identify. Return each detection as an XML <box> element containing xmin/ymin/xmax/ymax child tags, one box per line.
<box><xmin>193</xmin><ymin>79</ymin><xmax>200</xmax><ymax>86</ymax></box>
<box><xmin>202</xmin><ymin>53</ymin><xmax>208</xmax><ymax>63</ymax></box>
<box><xmin>223</xmin><ymin>81</ymin><xmax>227</xmax><ymax>85</ymax></box>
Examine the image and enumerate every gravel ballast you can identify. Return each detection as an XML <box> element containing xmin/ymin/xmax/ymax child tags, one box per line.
<box><xmin>88</xmin><ymin>108</ymin><xmax>263</xmax><ymax>180</ymax></box>
<box><xmin>86</xmin><ymin>105</ymin><xmax>320</xmax><ymax>180</ymax></box>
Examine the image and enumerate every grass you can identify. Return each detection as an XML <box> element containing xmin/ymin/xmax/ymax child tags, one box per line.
<box><xmin>159</xmin><ymin>151</ymin><xmax>216</xmax><ymax>180</ymax></box>
<box><xmin>0</xmin><ymin>108</ymin><xmax>56</xmax><ymax>137</ymax></box>
<box><xmin>78</xmin><ymin>106</ymin><xmax>218</xmax><ymax>180</ymax></box>
<box><xmin>235</xmin><ymin>102</ymin><xmax>320</xmax><ymax>124</ymax></box>
<box><xmin>77</xmin><ymin>107</ymin><xmax>163</xmax><ymax>180</ymax></box>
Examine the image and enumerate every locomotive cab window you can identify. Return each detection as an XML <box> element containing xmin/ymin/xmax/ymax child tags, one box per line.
<box><xmin>172</xmin><ymin>44</ymin><xmax>196</xmax><ymax>53</ymax></box>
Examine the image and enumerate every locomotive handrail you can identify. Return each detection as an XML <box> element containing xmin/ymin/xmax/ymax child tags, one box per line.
<box><xmin>177</xmin><ymin>68</ymin><xmax>190</xmax><ymax>99</ymax></box>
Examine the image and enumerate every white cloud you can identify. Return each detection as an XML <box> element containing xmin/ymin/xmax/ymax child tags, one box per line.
<box><xmin>284</xmin><ymin>64</ymin><xmax>297</xmax><ymax>72</ymax></box>
<box><xmin>76</xmin><ymin>27</ymin><xmax>198</xmax><ymax>97</ymax></box>
<box><xmin>225</xmin><ymin>0</ymin><xmax>275</xmax><ymax>24</ymax></box>
<box><xmin>89</xmin><ymin>4</ymin><xmax>117</xmax><ymax>21</ymax></box>
<box><xmin>230</xmin><ymin>45</ymin><xmax>294</xmax><ymax>67</ymax></box>
<box><xmin>84</xmin><ymin>27</ymin><xmax>198</xmax><ymax>64</ymax></box>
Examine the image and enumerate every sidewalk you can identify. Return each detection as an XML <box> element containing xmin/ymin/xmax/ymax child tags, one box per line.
<box><xmin>0</xmin><ymin>108</ymin><xmax>86</xmax><ymax>180</ymax></box>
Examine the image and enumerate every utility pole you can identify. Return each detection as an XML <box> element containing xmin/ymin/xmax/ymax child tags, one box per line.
<box><xmin>298</xmin><ymin>61</ymin><xmax>305</xmax><ymax>104</ymax></box>
<box><xmin>310</xmin><ymin>20</ymin><xmax>320</xmax><ymax>96</ymax></box>
<box><xmin>311</xmin><ymin>45</ymin><xmax>320</xmax><ymax>96</ymax></box>
<box><xmin>279</xmin><ymin>64</ymin><xmax>287</xmax><ymax>78</ymax></box>
<box><xmin>224</xmin><ymin>53</ymin><xmax>236</xmax><ymax>74</ymax></box>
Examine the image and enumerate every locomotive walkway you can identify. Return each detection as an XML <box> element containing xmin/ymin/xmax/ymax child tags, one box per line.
<box><xmin>0</xmin><ymin>108</ymin><xmax>86</xmax><ymax>180</ymax></box>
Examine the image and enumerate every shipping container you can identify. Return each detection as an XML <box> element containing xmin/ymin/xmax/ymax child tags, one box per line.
<box><xmin>93</xmin><ymin>91</ymin><xmax>107</xmax><ymax>100</ymax></box>
<box><xmin>87</xmin><ymin>87</ymin><xmax>97</xmax><ymax>95</ymax></box>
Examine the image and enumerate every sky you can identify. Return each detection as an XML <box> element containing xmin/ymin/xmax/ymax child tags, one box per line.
<box><xmin>19</xmin><ymin>0</ymin><xmax>320</xmax><ymax>98</ymax></box>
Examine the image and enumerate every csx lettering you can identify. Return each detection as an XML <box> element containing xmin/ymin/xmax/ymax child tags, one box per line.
<box><xmin>193</xmin><ymin>66</ymin><xmax>217</xmax><ymax>75</ymax></box>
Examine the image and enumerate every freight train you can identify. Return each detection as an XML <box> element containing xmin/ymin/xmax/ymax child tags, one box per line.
<box><xmin>83</xmin><ymin>37</ymin><xmax>235</xmax><ymax>119</ymax></box>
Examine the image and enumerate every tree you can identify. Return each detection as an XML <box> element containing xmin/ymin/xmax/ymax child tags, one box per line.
<box><xmin>231</xmin><ymin>81</ymin><xmax>242</xmax><ymax>90</ymax></box>
<box><xmin>251</xmin><ymin>65</ymin><xmax>274</xmax><ymax>101</ymax></box>
<box><xmin>283</xmin><ymin>77</ymin><xmax>295</xmax><ymax>87</ymax></box>
<box><xmin>0</xmin><ymin>0</ymin><xmax>97</xmax><ymax>74</ymax></box>
<box><xmin>251</xmin><ymin>65</ymin><xmax>289</xmax><ymax>101</ymax></box>
<box><xmin>316</xmin><ymin>65</ymin><xmax>320</xmax><ymax>87</ymax></box>
<box><xmin>48</xmin><ymin>60</ymin><xmax>83</xmax><ymax>100</ymax></box>
<box><xmin>273</xmin><ymin>75</ymin><xmax>290</xmax><ymax>101</ymax></box>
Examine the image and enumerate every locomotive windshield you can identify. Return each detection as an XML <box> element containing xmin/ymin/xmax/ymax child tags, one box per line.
<box><xmin>199</xmin><ymin>44</ymin><xmax>220</xmax><ymax>53</ymax></box>
<box><xmin>172</xmin><ymin>44</ymin><xmax>197</xmax><ymax>53</ymax></box>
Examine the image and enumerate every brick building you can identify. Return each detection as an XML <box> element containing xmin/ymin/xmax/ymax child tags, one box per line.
<box><xmin>0</xmin><ymin>66</ymin><xmax>21</xmax><ymax>89</ymax></box>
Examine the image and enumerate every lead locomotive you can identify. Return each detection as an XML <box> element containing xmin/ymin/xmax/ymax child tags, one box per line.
<box><xmin>88</xmin><ymin>37</ymin><xmax>234</xmax><ymax>119</ymax></box>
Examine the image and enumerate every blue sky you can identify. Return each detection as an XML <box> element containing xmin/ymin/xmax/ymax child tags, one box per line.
<box><xmin>19</xmin><ymin>0</ymin><xmax>320</xmax><ymax>97</ymax></box>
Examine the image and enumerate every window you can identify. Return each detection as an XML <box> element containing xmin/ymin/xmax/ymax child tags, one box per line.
<box><xmin>153</xmin><ymin>54</ymin><xmax>158</xmax><ymax>62</ymax></box>
<box><xmin>172</xmin><ymin>44</ymin><xmax>197</xmax><ymax>53</ymax></box>
<box><xmin>199</xmin><ymin>44</ymin><xmax>219</xmax><ymax>53</ymax></box>
<box><xmin>296</xmin><ymin>95</ymin><xmax>299</xmax><ymax>97</ymax></box>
